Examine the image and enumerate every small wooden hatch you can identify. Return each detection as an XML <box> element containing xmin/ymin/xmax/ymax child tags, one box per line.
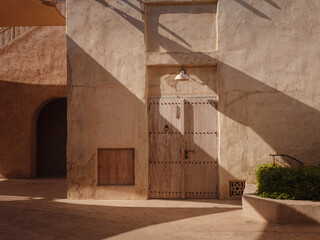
<box><xmin>98</xmin><ymin>148</ymin><xmax>135</xmax><ymax>185</ymax></box>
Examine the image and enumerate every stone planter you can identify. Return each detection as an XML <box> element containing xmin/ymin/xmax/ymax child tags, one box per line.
<box><xmin>242</xmin><ymin>184</ymin><xmax>320</xmax><ymax>224</ymax></box>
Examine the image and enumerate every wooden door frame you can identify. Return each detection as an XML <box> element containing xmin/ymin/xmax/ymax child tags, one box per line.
<box><xmin>147</xmin><ymin>95</ymin><xmax>219</xmax><ymax>199</ymax></box>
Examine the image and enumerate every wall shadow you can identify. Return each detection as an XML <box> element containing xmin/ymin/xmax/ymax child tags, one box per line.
<box><xmin>95</xmin><ymin>0</ymin><xmax>215</xmax><ymax>52</ymax></box>
<box><xmin>96</xmin><ymin>1</ymin><xmax>320</xmax><ymax>166</ymax></box>
<box><xmin>67</xmin><ymin>35</ymin><xmax>148</xmax><ymax>198</ymax></box>
<box><xmin>234</xmin><ymin>0</ymin><xmax>272</xmax><ymax>20</ymax></box>
<box><xmin>264</xmin><ymin>0</ymin><xmax>281</xmax><ymax>9</ymax></box>
<box><xmin>0</xmin><ymin>80</ymin><xmax>66</xmax><ymax>178</ymax></box>
<box><xmin>69</xmin><ymin>0</ymin><xmax>320</xmax><ymax>199</ymax></box>
<box><xmin>66</xmin><ymin>2</ymin><xmax>320</xmax><ymax>239</ymax></box>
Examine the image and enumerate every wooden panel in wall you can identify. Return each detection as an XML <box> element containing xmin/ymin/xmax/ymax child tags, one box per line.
<box><xmin>184</xmin><ymin>98</ymin><xmax>218</xmax><ymax>198</ymax></box>
<box><xmin>149</xmin><ymin>97</ymin><xmax>182</xmax><ymax>198</ymax></box>
<box><xmin>98</xmin><ymin>149</ymin><xmax>134</xmax><ymax>185</ymax></box>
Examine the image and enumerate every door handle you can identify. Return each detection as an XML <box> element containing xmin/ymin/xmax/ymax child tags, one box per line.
<box><xmin>184</xmin><ymin>149</ymin><xmax>195</xmax><ymax>159</ymax></box>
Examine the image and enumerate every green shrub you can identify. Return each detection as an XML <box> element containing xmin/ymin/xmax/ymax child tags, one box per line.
<box><xmin>255</xmin><ymin>164</ymin><xmax>320</xmax><ymax>201</ymax></box>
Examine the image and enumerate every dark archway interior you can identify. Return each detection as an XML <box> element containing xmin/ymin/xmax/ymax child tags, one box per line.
<box><xmin>37</xmin><ymin>98</ymin><xmax>67</xmax><ymax>177</ymax></box>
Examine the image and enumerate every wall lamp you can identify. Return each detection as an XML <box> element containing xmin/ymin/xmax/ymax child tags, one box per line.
<box><xmin>174</xmin><ymin>65</ymin><xmax>189</xmax><ymax>81</ymax></box>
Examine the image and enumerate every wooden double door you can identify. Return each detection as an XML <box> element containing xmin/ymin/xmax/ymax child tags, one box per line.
<box><xmin>148</xmin><ymin>96</ymin><xmax>218</xmax><ymax>199</ymax></box>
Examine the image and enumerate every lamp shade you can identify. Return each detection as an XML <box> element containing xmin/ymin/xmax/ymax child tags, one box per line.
<box><xmin>174</xmin><ymin>70</ymin><xmax>189</xmax><ymax>81</ymax></box>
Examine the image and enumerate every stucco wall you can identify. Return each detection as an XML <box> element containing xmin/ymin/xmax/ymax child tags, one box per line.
<box><xmin>67</xmin><ymin>0</ymin><xmax>147</xmax><ymax>199</ymax></box>
<box><xmin>146</xmin><ymin>3</ymin><xmax>217</xmax><ymax>52</ymax></box>
<box><xmin>0</xmin><ymin>26</ymin><xmax>67</xmax><ymax>178</ymax></box>
<box><xmin>67</xmin><ymin>0</ymin><xmax>320</xmax><ymax>199</ymax></box>
<box><xmin>148</xmin><ymin>66</ymin><xmax>217</xmax><ymax>96</ymax></box>
<box><xmin>217</xmin><ymin>0</ymin><xmax>320</xmax><ymax>198</ymax></box>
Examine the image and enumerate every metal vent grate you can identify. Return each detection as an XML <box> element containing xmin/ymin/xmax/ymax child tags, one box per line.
<box><xmin>230</xmin><ymin>181</ymin><xmax>245</xmax><ymax>199</ymax></box>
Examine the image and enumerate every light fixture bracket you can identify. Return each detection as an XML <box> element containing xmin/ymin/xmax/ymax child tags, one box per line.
<box><xmin>180</xmin><ymin>64</ymin><xmax>186</xmax><ymax>74</ymax></box>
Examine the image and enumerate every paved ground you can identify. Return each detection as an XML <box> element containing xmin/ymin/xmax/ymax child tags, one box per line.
<box><xmin>0</xmin><ymin>179</ymin><xmax>319</xmax><ymax>240</ymax></box>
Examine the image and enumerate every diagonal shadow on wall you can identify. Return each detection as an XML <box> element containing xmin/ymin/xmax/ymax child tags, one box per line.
<box><xmin>234</xmin><ymin>0</ymin><xmax>272</xmax><ymax>20</ymax></box>
<box><xmin>67</xmin><ymin>2</ymin><xmax>320</xmax><ymax>239</ymax></box>
<box><xmin>0</xmin><ymin>80</ymin><xmax>66</xmax><ymax>178</ymax></box>
<box><xmin>94</xmin><ymin>0</ymin><xmax>320</xmax><ymax>166</ymax></box>
<box><xmin>67</xmin><ymin>27</ymin><xmax>320</xmax><ymax>240</ymax></box>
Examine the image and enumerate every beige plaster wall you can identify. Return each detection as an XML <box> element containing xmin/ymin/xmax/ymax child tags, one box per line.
<box><xmin>148</xmin><ymin>66</ymin><xmax>217</xmax><ymax>96</ymax></box>
<box><xmin>67</xmin><ymin>0</ymin><xmax>320</xmax><ymax>199</ymax></box>
<box><xmin>67</xmin><ymin>0</ymin><xmax>147</xmax><ymax>199</ymax></box>
<box><xmin>146</xmin><ymin>3</ymin><xmax>217</xmax><ymax>52</ymax></box>
<box><xmin>0</xmin><ymin>26</ymin><xmax>67</xmax><ymax>178</ymax></box>
<box><xmin>217</xmin><ymin>0</ymin><xmax>320</xmax><ymax>198</ymax></box>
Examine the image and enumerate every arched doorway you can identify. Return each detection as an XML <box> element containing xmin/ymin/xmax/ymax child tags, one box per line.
<box><xmin>36</xmin><ymin>98</ymin><xmax>67</xmax><ymax>177</ymax></box>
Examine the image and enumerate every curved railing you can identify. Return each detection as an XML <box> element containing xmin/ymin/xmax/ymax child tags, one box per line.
<box><xmin>269</xmin><ymin>153</ymin><xmax>304</xmax><ymax>166</ymax></box>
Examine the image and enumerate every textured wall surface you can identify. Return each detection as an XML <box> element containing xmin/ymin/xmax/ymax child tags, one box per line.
<box><xmin>217</xmin><ymin>0</ymin><xmax>320</xmax><ymax>198</ymax></box>
<box><xmin>0</xmin><ymin>27</ymin><xmax>34</xmax><ymax>48</ymax></box>
<box><xmin>146</xmin><ymin>3</ymin><xmax>217</xmax><ymax>52</ymax></box>
<box><xmin>67</xmin><ymin>0</ymin><xmax>320</xmax><ymax>199</ymax></box>
<box><xmin>148</xmin><ymin>66</ymin><xmax>217</xmax><ymax>96</ymax></box>
<box><xmin>67</xmin><ymin>0</ymin><xmax>147</xmax><ymax>199</ymax></box>
<box><xmin>0</xmin><ymin>26</ymin><xmax>67</xmax><ymax>178</ymax></box>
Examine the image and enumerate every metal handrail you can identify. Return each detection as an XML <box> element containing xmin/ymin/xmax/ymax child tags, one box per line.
<box><xmin>269</xmin><ymin>153</ymin><xmax>304</xmax><ymax>166</ymax></box>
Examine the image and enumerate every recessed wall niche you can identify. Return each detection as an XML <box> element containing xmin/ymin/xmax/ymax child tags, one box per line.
<box><xmin>146</xmin><ymin>3</ymin><xmax>217</xmax><ymax>53</ymax></box>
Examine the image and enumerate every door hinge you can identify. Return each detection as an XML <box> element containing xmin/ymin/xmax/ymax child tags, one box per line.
<box><xmin>214</xmin><ymin>131</ymin><xmax>219</xmax><ymax>137</ymax></box>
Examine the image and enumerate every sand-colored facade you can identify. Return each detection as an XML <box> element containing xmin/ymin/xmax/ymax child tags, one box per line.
<box><xmin>67</xmin><ymin>0</ymin><xmax>320</xmax><ymax>200</ymax></box>
<box><xmin>0</xmin><ymin>26</ymin><xmax>67</xmax><ymax>178</ymax></box>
